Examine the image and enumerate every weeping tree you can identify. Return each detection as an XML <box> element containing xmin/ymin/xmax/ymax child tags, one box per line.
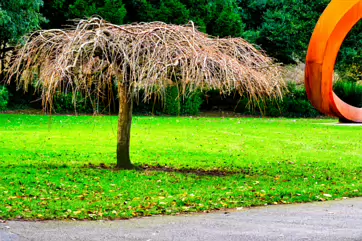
<box><xmin>8</xmin><ymin>18</ymin><xmax>284</xmax><ymax>169</ymax></box>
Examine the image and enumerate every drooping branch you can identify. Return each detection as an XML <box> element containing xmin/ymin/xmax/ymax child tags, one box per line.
<box><xmin>0</xmin><ymin>41</ymin><xmax>13</xmax><ymax>80</ymax></box>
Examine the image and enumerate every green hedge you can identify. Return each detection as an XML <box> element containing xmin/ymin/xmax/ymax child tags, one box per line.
<box><xmin>53</xmin><ymin>92</ymin><xmax>102</xmax><ymax>114</ymax></box>
<box><xmin>163</xmin><ymin>86</ymin><xmax>204</xmax><ymax>116</ymax></box>
<box><xmin>204</xmin><ymin>82</ymin><xmax>321</xmax><ymax>118</ymax></box>
<box><xmin>181</xmin><ymin>92</ymin><xmax>204</xmax><ymax>115</ymax></box>
<box><xmin>333</xmin><ymin>80</ymin><xmax>362</xmax><ymax>108</ymax></box>
<box><xmin>52</xmin><ymin>86</ymin><xmax>204</xmax><ymax>116</ymax></box>
<box><xmin>260</xmin><ymin>82</ymin><xmax>320</xmax><ymax>117</ymax></box>
<box><xmin>164</xmin><ymin>86</ymin><xmax>181</xmax><ymax>115</ymax></box>
<box><xmin>0</xmin><ymin>85</ymin><xmax>9</xmax><ymax>111</ymax></box>
<box><xmin>5</xmin><ymin>80</ymin><xmax>361</xmax><ymax>117</ymax></box>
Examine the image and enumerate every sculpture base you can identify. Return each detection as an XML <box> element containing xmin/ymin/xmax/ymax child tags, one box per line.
<box><xmin>339</xmin><ymin>118</ymin><xmax>361</xmax><ymax>124</ymax></box>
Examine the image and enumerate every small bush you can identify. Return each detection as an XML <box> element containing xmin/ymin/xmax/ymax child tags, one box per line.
<box><xmin>333</xmin><ymin>80</ymin><xmax>362</xmax><ymax>108</ymax></box>
<box><xmin>0</xmin><ymin>85</ymin><xmax>9</xmax><ymax>111</ymax></box>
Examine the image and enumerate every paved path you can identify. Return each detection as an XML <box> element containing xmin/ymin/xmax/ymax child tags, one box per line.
<box><xmin>1</xmin><ymin>198</ymin><xmax>362</xmax><ymax>241</ymax></box>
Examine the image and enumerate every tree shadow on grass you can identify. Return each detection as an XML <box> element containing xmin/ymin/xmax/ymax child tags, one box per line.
<box><xmin>1</xmin><ymin>163</ymin><xmax>250</xmax><ymax>177</ymax></box>
<box><xmin>84</xmin><ymin>163</ymin><xmax>249</xmax><ymax>177</ymax></box>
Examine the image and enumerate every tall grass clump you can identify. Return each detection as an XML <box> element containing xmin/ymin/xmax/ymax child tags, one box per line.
<box><xmin>333</xmin><ymin>80</ymin><xmax>362</xmax><ymax>108</ymax></box>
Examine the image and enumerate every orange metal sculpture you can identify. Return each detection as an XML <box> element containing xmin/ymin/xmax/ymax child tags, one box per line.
<box><xmin>305</xmin><ymin>0</ymin><xmax>362</xmax><ymax>123</ymax></box>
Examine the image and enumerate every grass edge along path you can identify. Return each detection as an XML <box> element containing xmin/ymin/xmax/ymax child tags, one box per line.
<box><xmin>0</xmin><ymin>114</ymin><xmax>361</xmax><ymax>220</ymax></box>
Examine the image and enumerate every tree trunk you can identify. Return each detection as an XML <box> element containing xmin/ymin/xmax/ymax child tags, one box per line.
<box><xmin>116</xmin><ymin>83</ymin><xmax>134</xmax><ymax>169</ymax></box>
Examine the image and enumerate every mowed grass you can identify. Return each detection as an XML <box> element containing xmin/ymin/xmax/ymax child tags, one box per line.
<box><xmin>0</xmin><ymin>114</ymin><xmax>361</xmax><ymax>220</ymax></box>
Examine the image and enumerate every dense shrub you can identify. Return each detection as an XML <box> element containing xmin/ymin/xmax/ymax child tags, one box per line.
<box><xmin>338</xmin><ymin>64</ymin><xmax>362</xmax><ymax>83</ymax></box>
<box><xmin>202</xmin><ymin>82</ymin><xmax>321</xmax><ymax>118</ymax></box>
<box><xmin>10</xmin><ymin>79</ymin><xmax>361</xmax><ymax>118</ymax></box>
<box><xmin>164</xmin><ymin>86</ymin><xmax>204</xmax><ymax>116</ymax></box>
<box><xmin>1</xmin><ymin>81</ymin><xmax>326</xmax><ymax>118</ymax></box>
<box><xmin>0</xmin><ymin>85</ymin><xmax>9</xmax><ymax>111</ymax></box>
<box><xmin>333</xmin><ymin>80</ymin><xmax>362</xmax><ymax>108</ymax></box>
<box><xmin>50</xmin><ymin>80</ymin><xmax>362</xmax><ymax>117</ymax></box>
<box><xmin>50</xmin><ymin>86</ymin><xmax>204</xmax><ymax>116</ymax></box>
<box><xmin>258</xmin><ymin>82</ymin><xmax>320</xmax><ymax>117</ymax></box>
<box><xmin>181</xmin><ymin>92</ymin><xmax>204</xmax><ymax>115</ymax></box>
<box><xmin>164</xmin><ymin>86</ymin><xmax>181</xmax><ymax>115</ymax></box>
<box><xmin>53</xmin><ymin>92</ymin><xmax>100</xmax><ymax>114</ymax></box>
<box><xmin>133</xmin><ymin>98</ymin><xmax>161</xmax><ymax>115</ymax></box>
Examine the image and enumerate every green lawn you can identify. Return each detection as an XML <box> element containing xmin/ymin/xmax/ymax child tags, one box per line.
<box><xmin>0</xmin><ymin>114</ymin><xmax>361</xmax><ymax>220</ymax></box>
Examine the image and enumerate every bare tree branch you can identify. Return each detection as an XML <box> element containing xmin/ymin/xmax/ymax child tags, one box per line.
<box><xmin>7</xmin><ymin>17</ymin><xmax>285</xmax><ymax>112</ymax></box>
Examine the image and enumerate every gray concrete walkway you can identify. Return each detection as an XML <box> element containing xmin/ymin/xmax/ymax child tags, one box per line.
<box><xmin>1</xmin><ymin>198</ymin><xmax>362</xmax><ymax>241</ymax></box>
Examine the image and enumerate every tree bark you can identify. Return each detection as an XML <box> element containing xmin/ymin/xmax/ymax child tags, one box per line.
<box><xmin>116</xmin><ymin>83</ymin><xmax>134</xmax><ymax>169</ymax></box>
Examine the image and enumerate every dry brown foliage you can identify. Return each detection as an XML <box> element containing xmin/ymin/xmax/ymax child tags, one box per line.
<box><xmin>8</xmin><ymin>17</ymin><xmax>284</xmax><ymax>111</ymax></box>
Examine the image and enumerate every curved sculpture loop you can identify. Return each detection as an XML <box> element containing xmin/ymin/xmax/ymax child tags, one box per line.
<box><xmin>305</xmin><ymin>0</ymin><xmax>362</xmax><ymax>123</ymax></box>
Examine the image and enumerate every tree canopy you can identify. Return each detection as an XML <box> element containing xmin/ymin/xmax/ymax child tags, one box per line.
<box><xmin>9</xmin><ymin>18</ymin><xmax>283</xmax><ymax>109</ymax></box>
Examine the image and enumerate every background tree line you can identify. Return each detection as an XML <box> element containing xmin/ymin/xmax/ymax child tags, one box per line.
<box><xmin>41</xmin><ymin>0</ymin><xmax>362</xmax><ymax>67</ymax></box>
<box><xmin>1</xmin><ymin>0</ymin><xmax>361</xmax><ymax>115</ymax></box>
<box><xmin>3</xmin><ymin>0</ymin><xmax>356</xmax><ymax>68</ymax></box>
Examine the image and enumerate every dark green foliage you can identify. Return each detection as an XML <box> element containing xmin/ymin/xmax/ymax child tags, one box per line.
<box><xmin>333</xmin><ymin>80</ymin><xmax>362</xmax><ymax>108</ymax></box>
<box><xmin>41</xmin><ymin>0</ymin><xmax>126</xmax><ymax>28</ymax></box>
<box><xmin>239</xmin><ymin>0</ymin><xmax>330</xmax><ymax>63</ymax></box>
<box><xmin>70</xmin><ymin>0</ymin><xmax>126</xmax><ymax>24</ymax></box>
<box><xmin>335</xmin><ymin>22</ymin><xmax>362</xmax><ymax>82</ymax></box>
<box><xmin>163</xmin><ymin>86</ymin><xmax>204</xmax><ymax>116</ymax></box>
<box><xmin>181</xmin><ymin>92</ymin><xmax>204</xmax><ymax>115</ymax></box>
<box><xmin>280</xmin><ymin>82</ymin><xmax>320</xmax><ymax>117</ymax></box>
<box><xmin>0</xmin><ymin>0</ymin><xmax>44</xmax><ymax>43</ymax></box>
<box><xmin>50</xmin><ymin>86</ymin><xmax>204</xmax><ymax>116</ymax></box>
<box><xmin>152</xmin><ymin>0</ymin><xmax>190</xmax><ymax>25</ymax></box>
<box><xmin>41</xmin><ymin>0</ymin><xmax>72</xmax><ymax>28</ymax></box>
<box><xmin>4</xmin><ymin>82</ymin><xmax>42</xmax><ymax>110</ymax></box>
<box><xmin>0</xmin><ymin>0</ymin><xmax>44</xmax><ymax>78</ymax></box>
<box><xmin>164</xmin><ymin>86</ymin><xmax>181</xmax><ymax>116</ymax></box>
<box><xmin>0</xmin><ymin>85</ymin><xmax>9</xmax><ymax>111</ymax></box>
<box><xmin>53</xmin><ymin>92</ymin><xmax>100</xmax><ymax>114</ymax></box>
<box><xmin>238</xmin><ymin>0</ymin><xmax>361</xmax><ymax>69</ymax></box>
<box><xmin>123</xmin><ymin>0</ymin><xmax>244</xmax><ymax>37</ymax></box>
<box><xmin>254</xmin><ymin>82</ymin><xmax>320</xmax><ymax>117</ymax></box>
<box><xmin>206</xmin><ymin>82</ymin><xmax>320</xmax><ymax>118</ymax></box>
<box><xmin>204</xmin><ymin>0</ymin><xmax>244</xmax><ymax>37</ymax></box>
<box><xmin>159</xmin><ymin>83</ymin><xmax>319</xmax><ymax>118</ymax></box>
<box><xmin>22</xmin><ymin>80</ymin><xmax>362</xmax><ymax>118</ymax></box>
